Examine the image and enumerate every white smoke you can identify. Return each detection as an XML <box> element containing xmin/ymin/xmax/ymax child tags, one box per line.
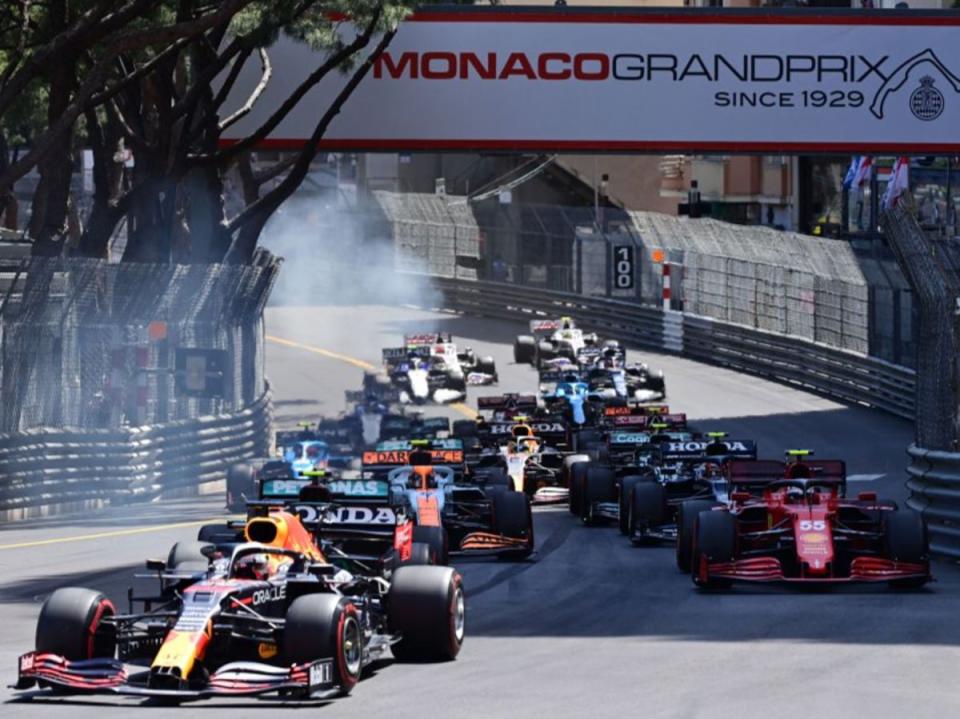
<box><xmin>258</xmin><ymin>192</ymin><xmax>442</xmax><ymax>309</ymax></box>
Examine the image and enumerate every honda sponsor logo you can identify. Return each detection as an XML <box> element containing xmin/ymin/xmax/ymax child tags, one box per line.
<box><xmin>325</xmin><ymin>507</ymin><xmax>398</xmax><ymax>525</ymax></box>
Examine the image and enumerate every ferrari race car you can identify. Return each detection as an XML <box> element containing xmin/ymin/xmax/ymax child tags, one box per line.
<box><xmin>513</xmin><ymin>317</ymin><xmax>600</xmax><ymax>368</ymax></box>
<box><xmin>688</xmin><ymin>451</ymin><xmax>931</xmax><ymax>589</ymax></box>
<box><xmin>376</xmin><ymin>333</ymin><xmax>497</xmax><ymax>404</ymax></box>
<box><xmin>14</xmin><ymin>511</ymin><xmax>464</xmax><ymax>701</ymax></box>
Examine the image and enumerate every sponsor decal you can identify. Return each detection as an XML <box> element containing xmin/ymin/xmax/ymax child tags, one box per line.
<box><xmin>309</xmin><ymin>660</ymin><xmax>333</xmax><ymax>687</ymax></box>
<box><xmin>362</xmin><ymin>449</ymin><xmax>464</xmax><ymax>465</ymax></box>
<box><xmin>802</xmin><ymin>532</ymin><xmax>828</xmax><ymax>544</ymax></box>
<box><xmin>251</xmin><ymin>584</ymin><xmax>287</xmax><ymax>606</ymax></box>
<box><xmin>327</xmin><ymin>479</ymin><xmax>389</xmax><ymax>497</ymax></box>
<box><xmin>665</xmin><ymin>440</ymin><xmax>750</xmax><ymax>453</ymax></box>
<box><xmin>258</xmin><ymin>642</ymin><xmax>279</xmax><ymax>659</ymax></box>
<box><xmin>610</xmin><ymin>432</ymin><xmax>650</xmax><ymax>445</ymax></box>
<box><xmin>262</xmin><ymin>478</ymin><xmax>308</xmax><ymax>496</ymax></box>
<box><xmin>488</xmin><ymin>421</ymin><xmax>565</xmax><ymax>435</ymax></box>
<box><xmin>19</xmin><ymin>653</ymin><xmax>35</xmax><ymax>673</ymax></box>
<box><xmin>326</xmin><ymin>506</ymin><xmax>398</xmax><ymax>525</ymax></box>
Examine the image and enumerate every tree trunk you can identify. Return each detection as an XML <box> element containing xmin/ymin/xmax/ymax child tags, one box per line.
<box><xmin>29</xmin><ymin>2</ymin><xmax>77</xmax><ymax>256</ymax></box>
<box><xmin>0</xmin><ymin>131</ymin><xmax>17</xmax><ymax>230</ymax></box>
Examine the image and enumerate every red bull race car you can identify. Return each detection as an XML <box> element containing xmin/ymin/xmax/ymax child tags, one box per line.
<box><xmin>14</xmin><ymin>510</ymin><xmax>464</xmax><ymax>701</ymax></box>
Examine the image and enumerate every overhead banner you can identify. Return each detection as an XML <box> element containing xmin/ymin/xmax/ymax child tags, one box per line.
<box><xmin>222</xmin><ymin>8</ymin><xmax>960</xmax><ymax>154</ymax></box>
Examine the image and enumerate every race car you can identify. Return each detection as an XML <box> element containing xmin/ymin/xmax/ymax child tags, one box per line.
<box><xmin>361</xmin><ymin>440</ymin><xmax>535</xmax><ymax>561</ymax></box>
<box><xmin>513</xmin><ymin>317</ymin><xmax>599</xmax><ymax>368</ymax></box>
<box><xmin>687</xmin><ymin>450</ymin><xmax>931</xmax><ymax>589</ymax></box>
<box><xmin>377</xmin><ymin>333</ymin><xmax>497</xmax><ymax>404</ymax></box>
<box><xmin>378</xmin><ymin>411</ymin><xmax>450</xmax><ymax>442</ymax></box>
<box><xmin>493</xmin><ymin>429</ymin><xmax>568</xmax><ymax>504</ymax></box>
<box><xmin>14</xmin><ymin>511</ymin><xmax>464</xmax><ymax>701</ymax></box>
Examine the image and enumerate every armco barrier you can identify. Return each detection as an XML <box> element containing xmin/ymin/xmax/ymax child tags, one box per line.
<box><xmin>430</xmin><ymin>277</ymin><xmax>915</xmax><ymax>419</ymax></box>
<box><xmin>0</xmin><ymin>391</ymin><xmax>271</xmax><ymax>521</ymax></box>
<box><xmin>906</xmin><ymin>445</ymin><xmax>960</xmax><ymax>560</ymax></box>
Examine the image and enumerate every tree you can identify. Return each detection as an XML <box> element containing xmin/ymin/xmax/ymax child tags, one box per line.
<box><xmin>0</xmin><ymin>0</ymin><xmax>408</xmax><ymax>262</ymax></box>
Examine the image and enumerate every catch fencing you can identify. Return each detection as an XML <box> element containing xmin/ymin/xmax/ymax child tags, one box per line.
<box><xmin>0</xmin><ymin>251</ymin><xmax>280</xmax><ymax>520</ymax></box>
<box><xmin>0</xmin><ymin>251</ymin><xmax>280</xmax><ymax>433</ymax></box>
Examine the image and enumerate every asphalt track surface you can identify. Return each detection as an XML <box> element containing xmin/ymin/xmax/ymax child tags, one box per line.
<box><xmin>3</xmin><ymin>301</ymin><xmax>960</xmax><ymax>719</ymax></box>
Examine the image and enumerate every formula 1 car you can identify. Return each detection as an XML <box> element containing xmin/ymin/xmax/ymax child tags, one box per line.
<box><xmin>14</xmin><ymin>511</ymin><xmax>464</xmax><ymax>701</ymax></box>
<box><xmin>688</xmin><ymin>451</ymin><xmax>931</xmax><ymax>589</ymax></box>
<box><xmin>513</xmin><ymin>317</ymin><xmax>600</xmax><ymax>368</ymax></box>
<box><xmin>377</xmin><ymin>333</ymin><xmax>497</xmax><ymax>404</ymax></box>
<box><xmin>361</xmin><ymin>441</ymin><xmax>534</xmax><ymax>561</ymax></box>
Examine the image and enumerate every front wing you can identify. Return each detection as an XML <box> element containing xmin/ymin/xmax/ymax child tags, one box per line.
<box><xmin>699</xmin><ymin>556</ymin><xmax>931</xmax><ymax>585</ymax></box>
<box><xmin>14</xmin><ymin>652</ymin><xmax>339</xmax><ymax>701</ymax></box>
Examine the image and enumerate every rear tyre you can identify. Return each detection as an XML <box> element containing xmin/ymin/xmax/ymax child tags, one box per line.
<box><xmin>627</xmin><ymin>481</ymin><xmax>666</xmax><ymax>540</ymax></box>
<box><xmin>618</xmin><ymin>475</ymin><xmax>651</xmax><ymax>535</ymax></box>
<box><xmin>676</xmin><ymin>500</ymin><xmax>721</xmax><ymax>571</ymax></box>
<box><xmin>226</xmin><ymin>462</ymin><xmax>256</xmax><ymax>512</ymax></box>
<box><xmin>514</xmin><ymin>336</ymin><xmax>536</xmax><ymax>364</ymax></box>
<box><xmin>403</xmin><ymin>542</ymin><xmax>435</xmax><ymax>566</ymax></box>
<box><xmin>167</xmin><ymin>541</ymin><xmax>212</xmax><ymax>574</ymax></box>
<box><xmin>284</xmin><ymin>594</ymin><xmax>362</xmax><ymax>695</ymax></box>
<box><xmin>452</xmin><ymin>420</ymin><xmax>478</xmax><ymax>439</ymax></box>
<box><xmin>568</xmin><ymin>460</ymin><xmax>592</xmax><ymax>516</ymax></box>
<box><xmin>476</xmin><ymin>356</ymin><xmax>497</xmax><ymax>378</ymax></box>
<box><xmin>691</xmin><ymin>511</ymin><xmax>736</xmax><ymax>590</ymax></box>
<box><xmin>581</xmin><ymin>467</ymin><xmax>616</xmax><ymax>525</ymax></box>
<box><xmin>536</xmin><ymin>341</ymin><xmax>555</xmax><ymax>369</ymax></box>
<box><xmin>412</xmin><ymin>525</ymin><xmax>449</xmax><ymax>566</ymax></box>
<box><xmin>885</xmin><ymin>510</ymin><xmax>929</xmax><ymax>588</ymax></box>
<box><xmin>493</xmin><ymin>490</ymin><xmax>534</xmax><ymax>559</ymax></box>
<box><xmin>36</xmin><ymin>588</ymin><xmax>116</xmax><ymax>661</ymax></box>
<box><xmin>390</xmin><ymin>566</ymin><xmax>465</xmax><ymax>661</ymax></box>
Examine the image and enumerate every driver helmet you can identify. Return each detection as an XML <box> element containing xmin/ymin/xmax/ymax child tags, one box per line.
<box><xmin>234</xmin><ymin>552</ymin><xmax>270</xmax><ymax>581</ymax></box>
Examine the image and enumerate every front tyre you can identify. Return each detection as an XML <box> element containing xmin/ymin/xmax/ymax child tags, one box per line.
<box><xmin>284</xmin><ymin>595</ymin><xmax>363</xmax><ymax>695</ymax></box>
<box><xmin>390</xmin><ymin>566</ymin><xmax>465</xmax><ymax>661</ymax></box>
<box><xmin>36</xmin><ymin>587</ymin><xmax>116</xmax><ymax>660</ymax></box>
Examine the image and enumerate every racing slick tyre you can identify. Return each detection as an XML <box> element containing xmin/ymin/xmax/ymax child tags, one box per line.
<box><xmin>583</xmin><ymin>442</ymin><xmax>609</xmax><ymax>465</ymax></box>
<box><xmin>676</xmin><ymin>500</ymin><xmax>722</xmax><ymax>572</ymax></box>
<box><xmin>389</xmin><ymin>566</ymin><xmax>465</xmax><ymax>661</ymax></box>
<box><xmin>483</xmin><ymin>469</ymin><xmax>512</xmax><ymax>494</ymax></box>
<box><xmin>404</xmin><ymin>542</ymin><xmax>435</xmax><ymax>566</ymax></box>
<box><xmin>36</xmin><ymin>587</ymin><xmax>116</xmax><ymax>661</ymax></box>
<box><xmin>885</xmin><ymin>510</ymin><xmax>929</xmax><ymax>588</ymax></box>
<box><xmin>476</xmin><ymin>356</ymin><xmax>497</xmax><ymax>379</ymax></box>
<box><xmin>581</xmin><ymin>467</ymin><xmax>617</xmax><ymax>525</ymax></box>
<box><xmin>627</xmin><ymin>481</ymin><xmax>667</xmax><ymax>540</ymax></box>
<box><xmin>413</xmin><ymin>525</ymin><xmax>449</xmax><ymax>566</ymax></box>
<box><xmin>573</xmin><ymin>429</ymin><xmax>603</xmax><ymax>452</ymax></box>
<box><xmin>167</xmin><ymin>541</ymin><xmax>212</xmax><ymax>573</ymax></box>
<box><xmin>284</xmin><ymin>594</ymin><xmax>363</xmax><ymax>695</ymax></box>
<box><xmin>536</xmin><ymin>340</ymin><xmax>555</xmax><ymax>369</ymax></box>
<box><xmin>514</xmin><ymin>335</ymin><xmax>536</xmax><ymax>364</ymax></box>
<box><xmin>568</xmin><ymin>460</ymin><xmax>592</xmax><ymax>515</ymax></box>
<box><xmin>493</xmin><ymin>490</ymin><xmax>534</xmax><ymax>559</ymax></box>
<box><xmin>452</xmin><ymin>419</ymin><xmax>478</xmax><ymax>438</ymax></box>
<box><xmin>445</xmin><ymin>370</ymin><xmax>467</xmax><ymax>393</ymax></box>
<box><xmin>226</xmin><ymin>462</ymin><xmax>256</xmax><ymax>512</ymax></box>
<box><xmin>692</xmin><ymin>511</ymin><xmax>737</xmax><ymax>590</ymax></box>
<box><xmin>618</xmin><ymin>474</ymin><xmax>654</xmax><ymax>535</ymax></box>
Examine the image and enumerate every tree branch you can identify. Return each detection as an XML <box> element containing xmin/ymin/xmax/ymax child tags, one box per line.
<box><xmin>194</xmin><ymin>15</ymin><xmax>384</xmax><ymax>167</ymax></box>
<box><xmin>218</xmin><ymin>47</ymin><xmax>271</xmax><ymax>132</ymax></box>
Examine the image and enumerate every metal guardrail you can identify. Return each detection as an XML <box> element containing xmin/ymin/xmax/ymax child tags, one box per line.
<box><xmin>431</xmin><ymin>277</ymin><xmax>916</xmax><ymax>419</ymax></box>
<box><xmin>0</xmin><ymin>391</ymin><xmax>271</xmax><ymax>520</ymax></box>
<box><xmin>906</xmin><ymin>445</ymin><xmax>960</xmax><ymax>560</ymax></box>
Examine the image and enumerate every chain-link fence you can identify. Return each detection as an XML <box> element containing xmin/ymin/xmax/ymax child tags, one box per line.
<box><xmin>359</xmin><ymin>193</ymin><xmax>916</xmax><ymax>368</ymax></box>
<box><xmin>0</xmin><ymin>251</ymin><xmax>280</xmax><ymax>433</ymax></box>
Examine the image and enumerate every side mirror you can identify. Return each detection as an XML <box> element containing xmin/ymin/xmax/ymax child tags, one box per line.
<box><xmin>858</xmin><ymin>491</ymin><xmax>877</xmax><ymax>502</ymax></box>
<box><xmin>199</xmin><ymin>543</ymin><xmax>218</xmax><ymax>559</ymax></box>
<box><xmin>145</xmin><ymin>559</ymin><xmax>166</xmax><ymax>572</ymax></box>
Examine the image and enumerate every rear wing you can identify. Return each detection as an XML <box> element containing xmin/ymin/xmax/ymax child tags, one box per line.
<box><xmin>657</xmin><ymin>439</ymin><xmax>757</xmax><ymax>461</ymax></box>
<box><xmin>383</xmin><ymin>346</ymin><xmax>430</xmax><ymax>362</ymax></box>
<box><xmin>405</xmin><ymin>332</ymin><xmax>450</xmax><ymax>347</ymax></box>
<box><xmin>608</xmin><ymin>431</ymin><xmax>651</xmax><ymax>447</ymax></box>
<box><xmin>376</xmin><ymin>438</ymin><xmax>463</xmax><ymax>452</ymax></box>
<box><xmin>314</xmin><ymin>421</ymin><xmax>355</xmax><ymax>442</ymax></box>
<box><xmin>603</xmin><ymin>404</ymin><xmax>670</xmax><ymax>418</ymax></box>
<box><xmin>275</xmin><ymin>429</ymin><xmax>321</xmax><ymax>447</ymax></box>
<box><xmin>726</xmin><ymin>460</ymin><xmax>786</xmax><ymax>489</ymax></box>
<box><xmin>477</xmin><ymin>394</ymin><xmax>538</xmax><ymax>413</ymax></box>
<box><xmin>361</xmin><ymin>448</ymin><xmax>465</xmax><ymax>468</ymax></box>
<box><xmin>529</xmin><ymin>319</ymin><xmax>564</xmax><ymax>335</ymax></box>
<box><xmin>610</xmin><ymin>413</ymin><xmax>687</xmax><ymax>429</ymax></box>
<box><xmin>538</xmin><ymin>370</ymin><xmax>583</xmax><ymax>385</ymax></box>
